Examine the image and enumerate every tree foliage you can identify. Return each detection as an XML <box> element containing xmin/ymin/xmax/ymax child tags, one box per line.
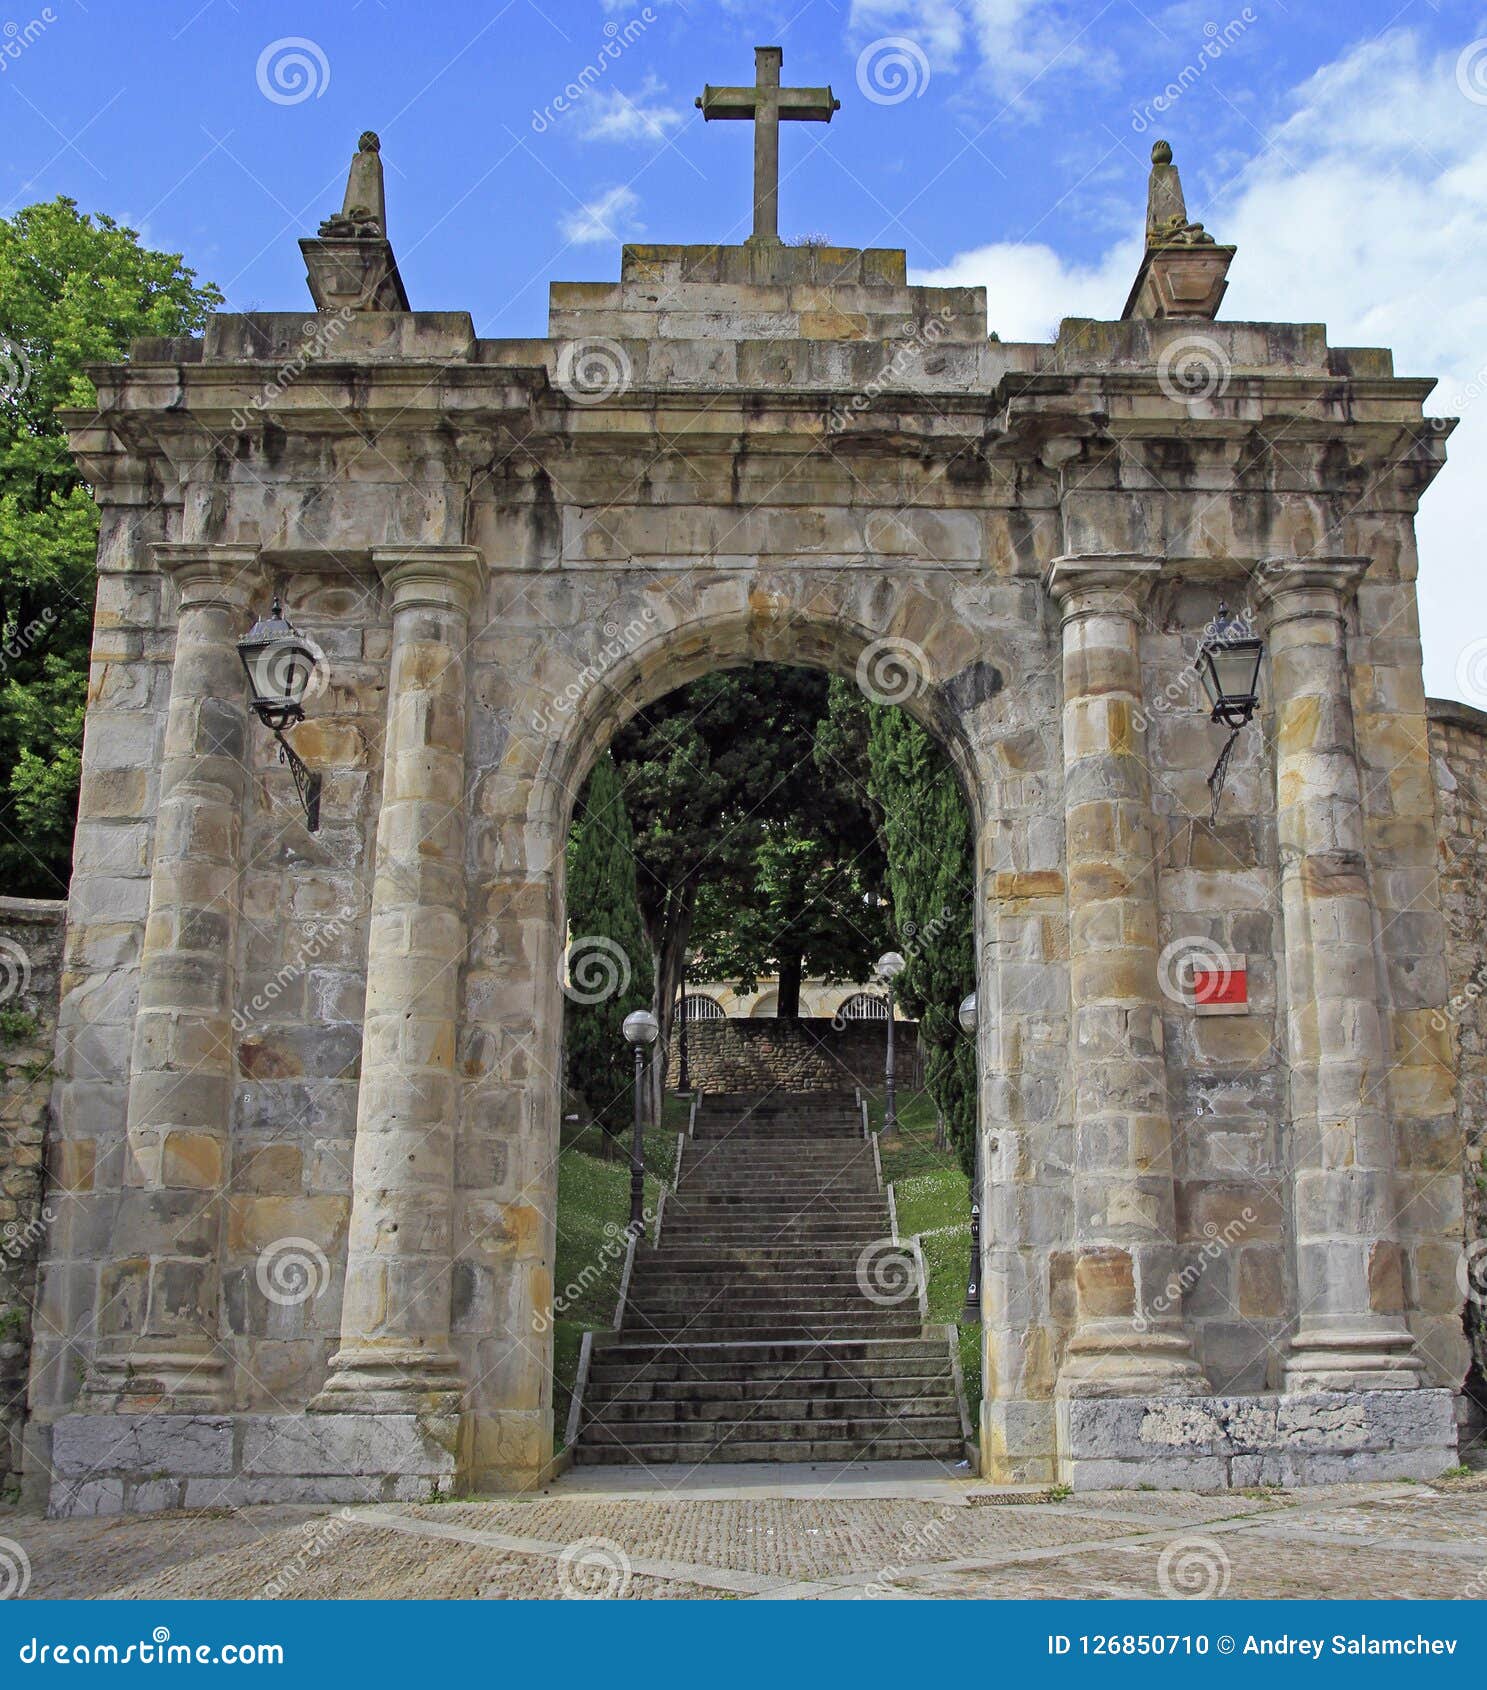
<box><xmin>564</xmin><ymin>751</ymin><xmax>654</xmax><ymax>1133</ymax></box>
<box><xmin>0</xmin><ymin>197</ymin><xmax>222</xmax><ymax>893</ymax></box>
<box><xmin>834</xmin><ymin>678</ymin><xmax>978</xmax><ymax>1175</ymax></box>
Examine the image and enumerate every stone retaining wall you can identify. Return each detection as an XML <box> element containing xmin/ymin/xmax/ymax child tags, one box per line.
<box><xmin>666</xmin><ymin>1015</ymin><xmax>919</xmax><ymax>1096</ymax></box>
<box><xmin>1428</xmin><ymin>698</ymin><xmax>1487</xmax><ymax>1391</ymax></box>
<box><xmin>0</xmin><ymin>895</ymin><xmax>65</xmax><ymax>1494</ymax></box>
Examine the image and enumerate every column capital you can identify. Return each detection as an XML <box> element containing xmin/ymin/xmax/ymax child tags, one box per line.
<box><xmin>1045</xmin><ymin>554</ymin><xmax>1161</xmax><ymax>621</ymax></box>
<box><xmin>1253</xmin><ymin>555</ymin><xmax>1370</xmax><ymax>631</ymax></box>
<box><xmin>372</xmin><ymin>545</ymin><xmax>485</xmax><ymax>617</ymax></box>
<box><xmin>151</xmin><ymin>543</ymin><xmax>261</xmax><ymax>612</ymax></box>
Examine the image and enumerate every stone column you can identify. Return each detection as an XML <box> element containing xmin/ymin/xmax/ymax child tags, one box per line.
<box><xmin>314</xmin><ymin>546</ymin><xmax>484</xmax><ymax>1413</ymax></box>
<box><xmin>1047</xmin><ymin>555</ymin><xmax>1208</xmax><ymax>1396</ymax></box>
<box><xmin>1258</xmin><ymin>559</ymin><xmax>1424</xmax><ymax>1390</ymax></box>
<box><xmin>82</xmin><ymin>544</ymin><xmax>259</xmax><ymax>1411</ymax></box>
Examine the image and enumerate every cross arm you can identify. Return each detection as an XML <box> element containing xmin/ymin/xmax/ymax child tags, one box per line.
<box><xmin>696</xmin><ymin>85</ymin><xmax>761</xmax><ymax>120</ymax></box>
<box><xmin>778</xmin><ymin>87</ymin><xmax>840</xmax><ymax>122</ymax></box>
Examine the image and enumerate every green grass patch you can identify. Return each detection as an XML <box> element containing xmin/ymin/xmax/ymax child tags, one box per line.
<box><xmin>550</xmin><ymin>1126</ymin><xmax>677</xmax><ymax>1445</ymax></box>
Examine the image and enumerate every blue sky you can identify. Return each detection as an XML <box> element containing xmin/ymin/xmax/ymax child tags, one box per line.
<box><xmin>2</xmin><ymin>0</ymin><xmax>1483</xmax><ymax>696</ymax></box>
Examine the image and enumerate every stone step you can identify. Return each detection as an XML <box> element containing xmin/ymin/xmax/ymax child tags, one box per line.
<box><xmin>622</xmin><ymin>1322</ymin><xmax>926</xmax><ymax>1341</ymax></box>
<box><xmin>572</xmin><ymin>1427</ymin><xmax>965</xmax><ymax>1463</ymax></box>
<box><xmin>590</xmin><ymin>1370</ymin><xmax>954</xmax><ymax>1400</ymax></box>
<box><xmin>586</xmin><ymin>1394</ymin><xmax>959</xmax><ymax>1425</ymax></box>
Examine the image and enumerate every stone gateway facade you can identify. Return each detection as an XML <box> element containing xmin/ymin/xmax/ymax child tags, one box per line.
<box><xmin>18</xmin><ymin>109</ymin><xmax>1478</xmax><ymax>1511</ymax></box>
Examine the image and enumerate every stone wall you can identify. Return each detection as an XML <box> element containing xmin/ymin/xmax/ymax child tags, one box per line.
<box><xmin>666</xmin><ymin>1016</ymin><xmax>919</xmax><ymax>1096</ymax></box>
<box><xmin>0</xmin><ymin>896</ymin><xmax>64</xmax><ymax>1494</ymax></box>
<box><xmin>1428</xmin><ymin>698</ymin><xmax>1487</xmax><ymax>1389</ymax></box>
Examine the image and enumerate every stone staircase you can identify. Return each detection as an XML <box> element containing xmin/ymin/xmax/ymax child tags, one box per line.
<box><xmin>572</xmin><ymin>1091</ymin><xmax>967</xmax><ymax>1466</ymax></box>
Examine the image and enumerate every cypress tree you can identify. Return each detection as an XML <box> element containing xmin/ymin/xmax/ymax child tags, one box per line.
<box><xmin>564</xmin><ymin>751</ymin><xmax>654</xmax><ymax>1136</ymax></box>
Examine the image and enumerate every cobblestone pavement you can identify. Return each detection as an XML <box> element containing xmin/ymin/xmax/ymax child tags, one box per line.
<box><xmin>2</xmin><ymin>1468</ymin><xmax>1484</xmax><ymax>1601</ymax></box>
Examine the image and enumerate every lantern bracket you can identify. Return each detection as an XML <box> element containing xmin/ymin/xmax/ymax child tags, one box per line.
<box><xmin>273</xmin><ymin>728</ymin><xmax>322</xmax><ymax>833</ymax></box>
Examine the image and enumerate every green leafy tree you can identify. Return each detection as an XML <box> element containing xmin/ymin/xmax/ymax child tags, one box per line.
<box><xmin>564</xmin><ymin>751</ymin><xmax>654</xmax><ymax>1135</ymax></box>
<box><xmin>836</xmin><ymin>679</ymin><xmax>977</xmax><ymax>1174</ymax></box>
<box><xmin>0</xmin><ymin>197</ymin><xmax>222</xmax><ymax>893</ymax></box>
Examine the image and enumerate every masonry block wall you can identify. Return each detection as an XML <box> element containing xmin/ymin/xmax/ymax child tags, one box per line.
<box><xmin>664</xmin><ymin>1017</ymin><xmax>920</xmax><ymax>1096</ymax></box>
<box><xmin>1428</xmin><ymin>698</ymin><xmax>1487</xmax><ymax>1386</ymax></box>
<box><xmin>0</xmin><ymin>896</ymin><xmax>64</xmax><ymax>1493</ymax></box>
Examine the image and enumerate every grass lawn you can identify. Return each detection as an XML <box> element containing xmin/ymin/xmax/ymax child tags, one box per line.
<box><xmin>867</xmin><ymin>1087</ymin><xmax>982</xmax><ymax>1427</ymax></box>
<box><xmin>551</xmin><ymin>1116</ymin><xmax>679</xmax><ymax>1446</ymax></box>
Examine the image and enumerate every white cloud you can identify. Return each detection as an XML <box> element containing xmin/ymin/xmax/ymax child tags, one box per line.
<box><xmin>579</xmin><ymin>77</ymin><xmax>689</xmax><ymax>143</ymax></box>
<box><xmin>561</xmin><ymin>184</ymin><xmax>644</xmax><ymax>245</ymax></box>
<box><xmin>913</xmin><ymin>28</ymin><xmax>1487</xmax><ymax>702</ymax></box>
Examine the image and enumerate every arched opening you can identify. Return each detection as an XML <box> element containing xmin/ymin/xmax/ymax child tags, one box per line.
<box><xmin>539</xmin><ymin>620</ymin><xmax>986</xmax><ymax>1470</ymax></box>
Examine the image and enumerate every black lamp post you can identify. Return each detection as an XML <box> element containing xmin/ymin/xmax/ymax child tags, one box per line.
<box><xmin>236</xmin><ymin>596</ymin><xmax>323</xmax><ymax>831</ymax></box>
<box><xmin>876</xmin><ymin>950</ymin><xmax>906</xmax><ymax>1140</ymax></box>
<box><xmin>1194</xmin><ymin>602</ymin><xmax>1264</xmax><ymax>820</ymax></box>
<box><xmin>622</xmin><ymin>1009</ymin><xmax>659</xmax><ymax>1236</ymax></box>
<box><xmin>958</xmin><ymin>990</ymin><xmax>980</xmax><ymax>1321</ymax></box>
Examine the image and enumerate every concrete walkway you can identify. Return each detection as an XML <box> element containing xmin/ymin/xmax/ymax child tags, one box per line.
<box><xmin>2</xmin><ymin>1466</ymin><xmax>1484</xmax><ymax>1600</ymax></box>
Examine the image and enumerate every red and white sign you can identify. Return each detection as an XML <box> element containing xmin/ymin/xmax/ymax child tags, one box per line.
<box><xmin>1192</xmin><ymin>955</ymin><xmax>1248</xmax><ymax>1016</ymax></box>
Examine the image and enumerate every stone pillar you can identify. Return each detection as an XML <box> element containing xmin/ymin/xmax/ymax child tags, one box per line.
<box><xmin>82</xmin><ymin>544</ymin><xmax>259</xmax><ymax>1411</ymax></box>
<box><xmin>1047</xmin><ymin>555</ymin><xmax>1208</xmax><ymax>1396</ymax></box>
<box><xmin>1258</xmin><ymin>558</ymin><xmax>1424</xmax><ymax>1390</ymax></box>
<box><xmin>314</xmin><ymin>546</ymin><xmax>484</xmax><ymax>1413</ymax></box>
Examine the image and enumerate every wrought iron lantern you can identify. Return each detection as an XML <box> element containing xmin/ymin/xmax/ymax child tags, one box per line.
<box><xmin>237</xmin><ymin>596</ymin><xmax>323</xmax><ymax>832</ymax></box>
<box><xmin>1193</xmin><ymin>603</ymin><xmax>1264</xmax><ymax>820</ymax></box>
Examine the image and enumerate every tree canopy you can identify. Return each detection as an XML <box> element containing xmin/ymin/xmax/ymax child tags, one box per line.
<box><xmin>0</xmin><ymin>197</ymin><xmax>222</xmax><ymax>894</ymax></box>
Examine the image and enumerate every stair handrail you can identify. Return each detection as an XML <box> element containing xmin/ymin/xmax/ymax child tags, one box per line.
<box><xmin>611</xmin><ymin>1221</ymin><xmax>640</xmax><ymax>1331</ymax></box>
<box><xmin>859</xmin><ymin>1094</ymin><xmax>870</xmax><ymax>1139</ymax></box>
<box><xmin>687</xmin><ymin>1089</ymin><xmax>701</xmax><ymax>1137</ymax></box>
<box><xmin>944</xmin><ymin>1322</ymin><xmax>979</xmax><ymax>1467</ymax></box>
<box><xmin>870</xmin><ymin>1125</ymin><xmax>884</xmax><ymax>1193</ymax></box>
<box><xmin>910</xmin><ymin>1230</ymin><xmax>930</xmax><ymax>1327</ymax></box>
<box><xmin>886</xmin><ymin>1181</ymin><xmax>899</xmax><ymax>1243</ymax></box>
<box><xmin>565</xmin><ymin>1328</ymin><xmax>596</xmax><ymax>1450</ymax></box>
<box><xmin>654</xmin><ymin>1130</ymin><xmax>686</xmax><ymax>1247</ymax></box>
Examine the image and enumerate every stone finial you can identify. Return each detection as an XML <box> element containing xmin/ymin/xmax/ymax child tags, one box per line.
<box><xmin>318</xmin><ymin>130</ymin><xmax>386</xmax><ymax>239</ymax></box>
<box><xmin>1122</xmin><ymin>138</ymin><xmax>1234</xmax><ymax>321</ymax></box>
<box><xmin>1145</xmin><ymin>139</ymin><xmax>1214</xmax><ymax>248</ymax></box>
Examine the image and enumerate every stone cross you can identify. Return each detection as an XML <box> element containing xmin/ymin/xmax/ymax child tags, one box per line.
<box><xmin>696</xmin><ymin>46</ymin><xmax>840</xmax><ymax>244</ymax></box>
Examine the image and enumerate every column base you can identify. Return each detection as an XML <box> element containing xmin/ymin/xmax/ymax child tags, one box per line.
<box><xmin>1056</xmin><ymin>1388</ymin><xmax>1455</xmax><ymax>1490</ymax></box>
<box><xmin>311</xmin><ymin>1346</ymin><xmax>466</xmax><ymax>1415</ymax></box>
<box><xmin>77</xmin><ymin>1345</ymin><xmax>230</xmax><ymax>1414</ymax></box>
<box><xmin>1283</xmin><ymin>1324</ymin><xmax>1426</xmax><ymax>1392</ymax></box>
<box><xmin>1055</xmin><ymin>1320</ymin><xmax>1211</xmax><ymax>1398</ymax></box>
